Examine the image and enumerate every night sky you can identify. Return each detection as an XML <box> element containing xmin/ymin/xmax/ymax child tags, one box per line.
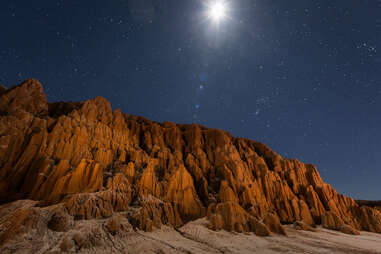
<box><xmin>1</xmin><ymin>0</ymin><xmax>380</xmax><ymax>200</ymax></box>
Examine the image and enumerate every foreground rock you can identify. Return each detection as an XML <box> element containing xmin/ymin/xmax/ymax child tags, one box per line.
<box><xmin>1</xmin><ymin>79</ymin><xmax>381</xmax><ymax>251</ymax></box>
<box><xmin>1</xmin><ymin>210</ymin><xmax>381</xmax><ymax>254</ymax></box>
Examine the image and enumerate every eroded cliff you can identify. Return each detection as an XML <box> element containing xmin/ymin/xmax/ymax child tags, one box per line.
<box><xmin>1</xmin><ymin>79</ymin><xmax>381</xmax><ymax>251</ymax></box>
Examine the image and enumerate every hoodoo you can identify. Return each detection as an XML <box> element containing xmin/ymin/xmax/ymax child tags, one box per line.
<box><xmin>1</xmin><ymin>79</ymin><xmax>381</xmax><ymax>251</ymax></box>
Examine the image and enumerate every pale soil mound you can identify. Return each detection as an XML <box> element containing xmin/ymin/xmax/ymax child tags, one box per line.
<box><xmin>2</xmin><ymin>213</ymin><xmax>381</xmax><ymax>254</ymax></box>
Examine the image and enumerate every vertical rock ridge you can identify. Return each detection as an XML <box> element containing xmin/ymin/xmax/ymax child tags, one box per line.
<box><xmin>0</xmin><ymin>79</ymin><xmax>380</xmax><ymax>239</ymax></box>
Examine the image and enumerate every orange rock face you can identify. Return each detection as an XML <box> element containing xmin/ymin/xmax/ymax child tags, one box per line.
<box><xmin>1</xmin><ymin>79</ymin><xmax>381</xmax><ymax>241</ymax></box>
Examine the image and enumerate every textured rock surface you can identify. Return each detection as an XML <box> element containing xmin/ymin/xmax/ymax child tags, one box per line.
<box><xmin>293</xmin><ymin>221</ymin><xmax>317</xmax><ymax>232</ymax></box>
<box><xmin>1</xmin><ymin>79</ymin><xmax>381</xmax><ymax>250</ymax></box>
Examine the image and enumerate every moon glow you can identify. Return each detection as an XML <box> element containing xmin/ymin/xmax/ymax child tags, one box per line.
<box><xmin>208</xmin><ymin>1</ymin><xmax>227</xmax><ymax>22</ymax></box>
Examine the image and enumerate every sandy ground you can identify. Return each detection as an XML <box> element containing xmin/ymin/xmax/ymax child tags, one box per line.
<box><xmin>2</xmin><ymin>217</ymin><xmax>381</xmax><ymax>253</ymax></box>
<box><xmin>132</xmin><ymin>218</ymin><xmax>381</xmax><ymax>254</ymax></box>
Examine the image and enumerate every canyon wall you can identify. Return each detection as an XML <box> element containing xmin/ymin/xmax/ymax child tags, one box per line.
<box><xmin>1</xmin><ymin>79</ymin><xmax>381</xmax><ymax>246</ymax></box>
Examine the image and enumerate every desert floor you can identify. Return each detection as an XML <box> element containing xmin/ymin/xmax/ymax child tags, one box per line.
<box><xmin>77</xmin><ymin>218</ymin><xmax>381</xmax><ymax>254</ymax></box>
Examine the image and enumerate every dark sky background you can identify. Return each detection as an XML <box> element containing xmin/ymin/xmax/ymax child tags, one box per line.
<box><xmin>1</xmin><ymin>0</ymin><xmax>380</xmax><ymax>200</ymax></box>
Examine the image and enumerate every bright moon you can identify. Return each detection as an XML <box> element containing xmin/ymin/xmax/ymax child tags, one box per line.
<box><xmin>208</xmin><ymin>1</ymin><xmax>227</xmax><ymax>22</ymax></box>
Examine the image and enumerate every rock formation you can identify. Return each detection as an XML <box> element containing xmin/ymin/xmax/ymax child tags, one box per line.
<box><xmin>356</xmin><ymin>200</ymin><xmax>381</xmax><ymax>212</ymax></box>
<box><xmin>1</xmin><ymin>79</ymin><xmax>381</xmax><ymax>250</ymax></box>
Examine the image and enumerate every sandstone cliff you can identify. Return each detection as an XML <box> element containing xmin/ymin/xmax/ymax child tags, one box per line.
<box><xmin>1</xmin><ymin>79</ymin><xmax>381</xmax><ymax>250</ymax></box>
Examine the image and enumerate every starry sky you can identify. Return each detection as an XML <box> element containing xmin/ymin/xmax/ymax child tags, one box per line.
<box><xmin>1</xmin><ymin>0</ymin><xmax>381</xmax><ymax>200</ymax></box>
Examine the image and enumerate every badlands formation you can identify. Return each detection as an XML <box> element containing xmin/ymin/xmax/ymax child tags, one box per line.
<box><xmin>0</xmin><ymin>79</ymin><xmax>381</xmax><ymax>253</ymax></box>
